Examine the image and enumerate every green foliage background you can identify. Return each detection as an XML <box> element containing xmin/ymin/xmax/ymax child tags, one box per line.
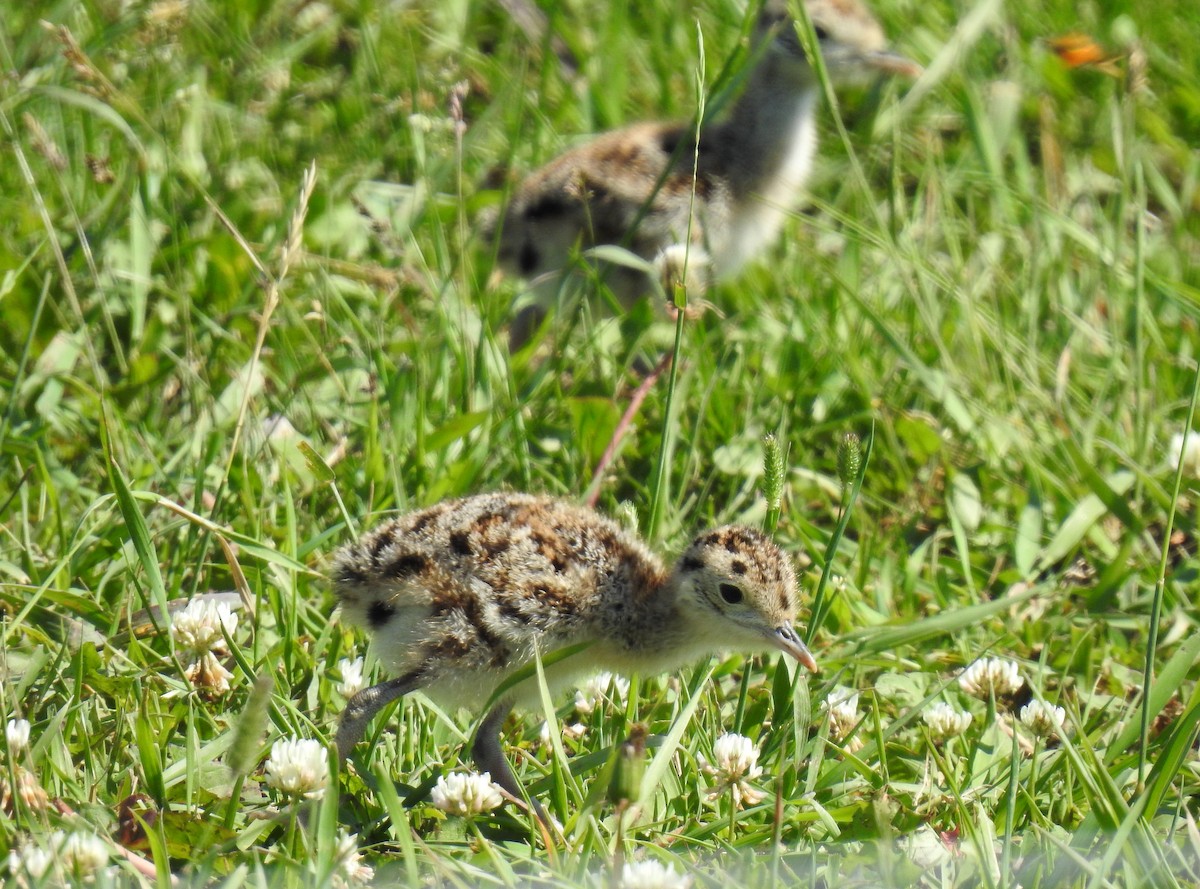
<box><xmin>2</xmin><ymin>0</ymin><xmax>1199</xmax><ymax>885</ymax></box>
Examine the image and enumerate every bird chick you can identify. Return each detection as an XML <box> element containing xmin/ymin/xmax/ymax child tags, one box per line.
<box><xmin>331</xmin><ymin>492</ymin><xmax>816</xmax><ymax>815</ymax></box>
<box><xmin>487</xmin><ymin>0</ymin><xmax>920</xmax><ymax>347</ymax></box>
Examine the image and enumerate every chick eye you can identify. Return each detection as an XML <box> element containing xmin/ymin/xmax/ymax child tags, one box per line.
<box><xmin>719</xmin><ymin>583</ymin><xmax>744</xmax><ymax>605</ymax></box>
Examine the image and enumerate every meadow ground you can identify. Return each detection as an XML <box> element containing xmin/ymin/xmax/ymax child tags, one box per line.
<box><xmin>2</xmin><ymin>0</ymin><xmax>1200</xmax><ymax>886</ymax></box>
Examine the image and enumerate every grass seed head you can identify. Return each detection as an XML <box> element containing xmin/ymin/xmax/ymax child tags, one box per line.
<box><xmin>837</xmin><ymin>431</ymin><xmax>863</xmax><ymax>488</ymax></box>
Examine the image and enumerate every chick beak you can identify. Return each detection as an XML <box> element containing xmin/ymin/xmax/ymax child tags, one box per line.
<box><xmin>769</xmin><ymin>625</ymin><xmax>819</xmax><ymax>673</ymax></box>
<box><xmin>863</xmin><ymin>49</ymin><xmax>924</xmax><ymax>79</ymax></box>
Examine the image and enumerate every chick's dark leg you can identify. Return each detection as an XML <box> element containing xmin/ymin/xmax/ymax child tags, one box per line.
<box><xmin>473</xmin><ymin>699</ymin><xmax>548</xmax><ymax>824</ymax></box>
<box><xmin>509</xmin><ymin>304</ymin><xmax>547</xmax><ymax>352</ymax></box>
<box><xmin>335</xmin><ymin>671</ymin><xmax>422</xmax><ymax>759</ymax></box>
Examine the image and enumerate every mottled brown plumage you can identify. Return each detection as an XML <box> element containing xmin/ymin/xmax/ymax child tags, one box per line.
<box><xmin>332</xmin><ymin>492</ymin><xmax>816</xmax><ymax>816</ymax></box>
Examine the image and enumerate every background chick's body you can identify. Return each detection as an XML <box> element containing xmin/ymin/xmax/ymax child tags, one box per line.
<box><xmin>488</xmin><ymin>0</ymin><xmax>920</xmax><ymax>345</ymax></box>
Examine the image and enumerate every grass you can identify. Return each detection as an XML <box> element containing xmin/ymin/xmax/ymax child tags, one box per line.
<box><xmin>2</xmin><ymin>0</ymin><xmax>1200</xmax><ymax>885</ymax></box>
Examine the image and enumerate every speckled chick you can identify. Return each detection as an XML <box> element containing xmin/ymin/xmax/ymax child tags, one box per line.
<box><xmin>488</xmin><ymin>0</ymin><xmax>920</xmax><ymax>347</ymax></box>
<box><xmin>332</xmin><ymin>492</ymin><xmax>816</xmax><ymax>814</ymax></box>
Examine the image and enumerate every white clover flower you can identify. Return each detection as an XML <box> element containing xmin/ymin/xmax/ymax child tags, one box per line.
<box><xmin>923</xmin><ymin>702</ymin><xmax>973</xmax><ymax>739</ymax></box>
<box><xmin>824</xmin><ymin>687</ymin><xmax>863</xmax><ymax>751</ymax></box>
<box><xmin>7</xmin><ymin>845</ymin><xmax>53</xmax><ymax>882</ymax></box>
<box><xmin>6</xmin><ymin>719</ymin><xmax>30</xmax><ymax>755</ymax></box>
<box><xmin>260</xmin><ymin>66</ymin><xmax>291</xmax><ymax>97</ymax></box>
<box><xmin>331</xmin><ymin>831</ymin><xmax>375</xmax><ymax>888</ymax></box>
<box><xmin>294</xmin><ymin>2</ymin><xmax>334</xmax><ymax>34</ymax></box>
<box><xmin>1170</xmin><ymin>431</ymin><xmax>1200</xmax><ymax>478</ymax></box>
<box><xmin>574</xmin><ymin>671</ymin><xmax>630</xmax><ymax>715</ymax></box>
<box><xmin>700</xmin><ymin>732</ymin><xmax>766</xmax><ymax>808</ymax></box>
<box><xmin>620</xmin><ymin>859</ymin><xmax>693</xmax><ymax>889</ymax></box>
<box><xmin>1</xmin><ymin>719</ymin><xmax>47</xmax><ymax>813</ymax></box>
<box><xmin>653</xmin><ymin>244</ymin><xmax>710</xmax><ymax>298</ymax></box>
<box><xmin>958</xmin><ymin>657</ymin><xmax>1022</xmax><ymax>699</ymax></box>
<box><xmin>537</xmin><ymin>720</ymin><xmax>589</xmax><ymax>746</ymax></box>
<box><xmin>264</xmin><ymin>737</ymin><xmax>329</xmax><ymax>800</ymax></box>
<box><xmin>1020</xmin><ymin>700</ymin><xmax>1066</xmax><ymax>738</ymax></box>
<box><xmin>171</xmin><ymin>598</ymin><xmax>237</xmax><ymax>654</ymax></box>
<box><xmin>58</xmin><ymin>831</ymin><xmax>110</xmax><ymax>879</ymax></box>
<box><xmin>711</xmin><ymin>733</ymin><xmax>761</xmax><ymax>779</ymax></box>
<box><xmin>563</xmin><ymin>722</ymin><xmax>588</xmax><ymax>743</ymax></box>
<box><xmin>336</xmin><ymin>657</ymin><xmax>366</xmax><ymax>699</ymax></box>
<box><xmin>171</xmin><ymin>598</ymin><xmax>238</xmax><ymax>693</ymax></box>
<box><xmin>430</xmin><ymin>771</ymin><xmax>504</xmax><ymax>816</ymax></box>
<box><xmin>903</xmin><ymin>825</ymin><xmax>955</xmax><ymax>868</ymax></box>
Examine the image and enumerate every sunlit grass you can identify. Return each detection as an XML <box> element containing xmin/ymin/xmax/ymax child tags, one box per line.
<box><xmin>2</xmin><ymin>0</ymin><xmax>1200</xmax><ymax>886</ymax></box>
